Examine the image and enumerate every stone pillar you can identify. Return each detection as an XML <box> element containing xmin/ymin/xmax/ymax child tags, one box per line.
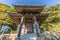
<box><xmin>33</xmin><ymin>16</ymin><xmax>40</xmax><ymax>37</ymax></box>
<box><xmin>17</xmin><ymin>17</ymin><xmax>24</xmax><ymax>37</ymax></box>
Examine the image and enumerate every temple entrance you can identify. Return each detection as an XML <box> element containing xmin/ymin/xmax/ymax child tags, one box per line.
<box><xmin>7</xmin><ymin>4</ymin><xmax>50</xmax><ymax>40</ymax></box>
<box><xmin>25</xmin><ymin>25</ymin><xmax>33</xmax><ymax>34</ymax></box>
<box><xmin>24</xmin><ymin>15</ymin><xmax>34</xmax><ymax>34</ymax></box>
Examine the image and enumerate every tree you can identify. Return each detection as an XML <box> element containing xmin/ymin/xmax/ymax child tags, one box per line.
<box><xmin>0</xmin><ymin>3</ymin><xmax>17</xmax><ymax>30</ymax></box>
<box><xmin>8</xmin><ymin>7</ymin><xmax>16</xmax><ymax>12</ymax></box>
<box><xmin>41</xmin><ymin>11</ymin><xmax>60</xmax><ymax>33</ymax></box>
<box><xmin>43</xmin><ymin>4</ymin><xmax>60</xmax><ymax>12</ymax></box>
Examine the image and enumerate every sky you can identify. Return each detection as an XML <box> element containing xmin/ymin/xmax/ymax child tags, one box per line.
<box><xmin>0</xmin><ymin>0</ymin><xmax>60</xmax><ymax>7</ymax></box>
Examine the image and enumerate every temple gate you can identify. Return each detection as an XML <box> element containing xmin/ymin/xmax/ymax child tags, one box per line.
<box><xmin>7</xmin><ymin>4</ymin><xmax>50</xmax><ymax>40</ymax></box>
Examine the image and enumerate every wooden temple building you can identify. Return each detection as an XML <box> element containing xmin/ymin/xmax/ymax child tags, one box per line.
<box><xmin>7</xmin><ymin>4</ymin><xmax>50</xmax><ymax>40</ymax></box>
<box><xmin>7</xmin><ymin>5</ymin><xmax>50</xmax><ymax>26</ymax></box>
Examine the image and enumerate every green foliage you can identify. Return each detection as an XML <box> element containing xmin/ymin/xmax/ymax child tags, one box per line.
<box><xmin>43</xmin><ymin>4</ymin><xmax>60</xmax><ymax>12</ymax></box>
<box><xmin>0</xmin><ymin>3</ymin><xmax>15</xmax><ymax>12</ymax></box>
<box><xmin>0</xmin><ymin>12</ymin><xmax>13</xmax><ymax>24</ymax></box>
<box><xmin>43</xmin><ymin>4</ymin><xmax>60</xmax><ymax>33</ymax></box>
<box><xmin>47</xmin><ymin>12</ymin><xmax>60</xmax><ymax>24</ymax></box>
<box><xmin>8</xmin><ymin>7</ymin><xmax>16</xmax><ymax>12</ymax></box>
<box><xmin>8</xmin><ymin>23</ymin><xmax>17</xmax><ymax>31</ymax></box>
<box><xmin>41</xmin><ymin>6</ymin><xmax>60</xmax><ymax>33</ymax></box>
<box><xmin>0</xmin><ymin>3</ymin><xmax>17</xmax><ymax>30</ymax></box>
<box><xmin>0</xmin><ymin>4</ymin><xmax>9</xmax><ymax>12</ymax></box>
<box><xmin>0</xmin><ymin>12</ymin><xmax>17</xmax><ymax>30</ymax></box>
